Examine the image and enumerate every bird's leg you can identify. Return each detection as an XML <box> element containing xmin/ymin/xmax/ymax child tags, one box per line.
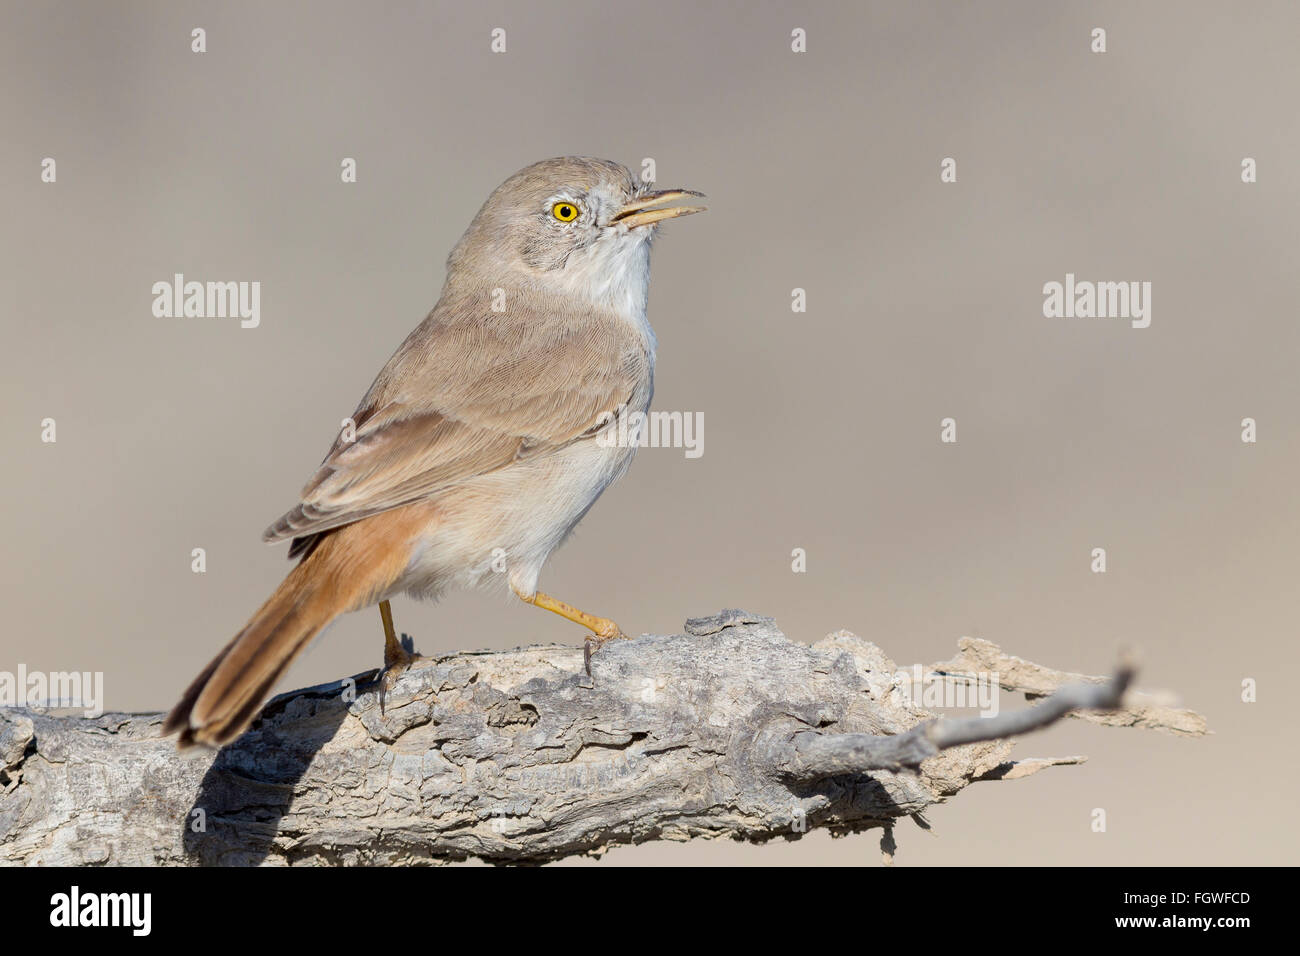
<box><xmin>377</xmin><ymin>599</ymin><xmax>417</xmax><ymax>710</ymax></box>
<box><xmin>513</xmin><ymin>588</ymin><xmax>627</xmax><ymax>675</ymax></box>
<box><xmin>379</xmin><ymin>599</ymin><xmax>410</xmax><ymax>669</ymax></box>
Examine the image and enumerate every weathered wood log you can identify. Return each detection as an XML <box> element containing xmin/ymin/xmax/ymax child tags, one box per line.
<box><xmin>0</xmin><ymin>610</ymin><xmax>1206</xmax><ymax>866</ymax></box>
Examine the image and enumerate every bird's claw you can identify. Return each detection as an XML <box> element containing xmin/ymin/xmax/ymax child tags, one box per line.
<box><xmin>583</xmin><ymin>626</ymin><xmax>628</xmax><ymax>677</ymax></box>
<box><xmin>379</xmin><ymin>633</ymin><xmax>419</xmax><ymax>714</ymax></box>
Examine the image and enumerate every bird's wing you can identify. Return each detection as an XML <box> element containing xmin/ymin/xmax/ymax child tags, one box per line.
<box><xmin>263</xmin><ymin>308</ymin><xmax>646</xmax><ymax>546</ymax></box>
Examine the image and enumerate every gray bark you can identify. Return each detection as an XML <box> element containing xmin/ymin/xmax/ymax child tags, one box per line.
<box><xmin>0</xmin><ymin>610</ymin><xmax>1206</xmax><ymax>866</ymax></box>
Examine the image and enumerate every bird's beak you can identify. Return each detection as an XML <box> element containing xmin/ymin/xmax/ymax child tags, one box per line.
<box><xmin>612</xmin><ymin>189</ymin><xmax>707</xmax><ymax>229</ymax></box>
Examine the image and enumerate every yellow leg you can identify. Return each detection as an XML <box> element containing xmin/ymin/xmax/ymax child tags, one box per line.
<box><xmin>513</xmin><ymin>588</ymin><xmax>627</xmax><ymax>675</ymax></box>
<box><xmin>379</xmin><ymin>599</ymin><xmax>405</xmax><ymax>668</ymax></box>
<box><xmin>377</xmin><ymin>599</ymin><xmax>416</xmax><ymax>709</ymax></box>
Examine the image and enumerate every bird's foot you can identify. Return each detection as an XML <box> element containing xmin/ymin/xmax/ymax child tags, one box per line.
<box><xmin>583</xmin><ymin>621</ymin><xmax>629</xmax><ymax>677</ymax></box>
<box><xmin>378</xmin><ymin>633</ymin><xmax>420</xmax><ymax>714</ymax></box>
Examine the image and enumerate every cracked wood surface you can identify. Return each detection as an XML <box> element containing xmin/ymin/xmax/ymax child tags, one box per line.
<box><xmin>0</xmin><ymin>611</ymin><xmax>1205</xmax><ymax>865</ymax></box>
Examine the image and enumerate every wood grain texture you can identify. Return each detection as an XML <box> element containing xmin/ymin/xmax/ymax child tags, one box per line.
<box><xmin>0</xmin><ymin>611</ymin><xmax>1204</xmax><ymax>866</ymax></box>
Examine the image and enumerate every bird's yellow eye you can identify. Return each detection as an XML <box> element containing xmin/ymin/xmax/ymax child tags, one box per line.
<box><xmin>551</xmin><ymin>201</ymin><xmax>580</xmax><ymax>222</ymax></box>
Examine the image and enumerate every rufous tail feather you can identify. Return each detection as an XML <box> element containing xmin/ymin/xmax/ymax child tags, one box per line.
<box><xmin>162</xmin><ymin>517</ymin><xmax>412</xmax><ymax>748</ymax></box>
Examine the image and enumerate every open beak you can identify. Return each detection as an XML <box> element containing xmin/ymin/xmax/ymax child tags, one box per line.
<box><xmin>611</xmin><ymin>189</ymin><xmax>707</xmax><ymax>229</ymax></box>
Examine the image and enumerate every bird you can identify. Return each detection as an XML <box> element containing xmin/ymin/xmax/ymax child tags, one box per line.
<box><xmin>162</xmin><ymin>156</ymin><xmax>705</xmax><ymax>748</ymax></box>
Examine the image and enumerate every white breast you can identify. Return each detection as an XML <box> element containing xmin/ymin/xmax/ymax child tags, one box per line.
<box><xmin>393</xmin><ymin>230</ymin><xmax>658</xmax><ymax>604</ymax></box>
<box><xmin>557</xmin><ymin>230</ymin><xmax>658</xmax><ymax>365</ymax></box>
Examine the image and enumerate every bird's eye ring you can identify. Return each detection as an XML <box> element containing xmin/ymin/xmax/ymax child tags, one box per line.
<box><xmin>551</xmin><ymin>201</ymin><xmax>580</xmax><ymax>222</ymax></box>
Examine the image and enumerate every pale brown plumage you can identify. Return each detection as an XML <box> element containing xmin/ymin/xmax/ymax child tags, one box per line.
<box><xmin>263</xmin><ymin>302</ymin><xmax>648</xmax><ymax>550</ymax></box>
<box><xmin>163</xmin><ymin>157</ymin><xmax>704</xmax><ymax>748</ymax></box>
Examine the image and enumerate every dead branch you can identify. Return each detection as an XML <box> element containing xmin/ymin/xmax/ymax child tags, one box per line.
<box><xmin>0</xmin><ymin>610</ymin><xmax>1205</xmax><ymax>865</ymax></box>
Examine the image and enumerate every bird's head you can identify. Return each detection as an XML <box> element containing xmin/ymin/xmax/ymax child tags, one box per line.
<box><xmin>446</xmin><ymin>157</ymin><xmax>705</xmax><ymax>308</ymax></box>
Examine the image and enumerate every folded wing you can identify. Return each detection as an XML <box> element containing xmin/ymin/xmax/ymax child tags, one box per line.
<box><xmin>263</xmin><ymin>307</ymin><xmax>647</xmax><ymax>550</ymax></box>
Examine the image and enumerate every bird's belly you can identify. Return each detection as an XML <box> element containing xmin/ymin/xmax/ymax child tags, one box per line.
<box><xmin>392</xmin><ymin>435</ymin><xmax>639</xmax><ymax>601</ymax></box>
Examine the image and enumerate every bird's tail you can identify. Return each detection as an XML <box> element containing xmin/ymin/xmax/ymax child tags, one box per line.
<box><xmin>162</xmin><ymin>523</ymin><xmax>400</xmax><ymax>749</ymax></box>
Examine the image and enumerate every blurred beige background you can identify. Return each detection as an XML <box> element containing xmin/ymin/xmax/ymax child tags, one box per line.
<box><xmin>2</xmin><ymin>1</ymin><xmax>1297</xmax><ymax>865</ymax></box>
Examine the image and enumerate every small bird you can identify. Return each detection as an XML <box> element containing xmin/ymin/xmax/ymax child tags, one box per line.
<box><xmin>163</xmin><ymin>157</ymin><xmax>705</xmax><ymax>748</ymax></box>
